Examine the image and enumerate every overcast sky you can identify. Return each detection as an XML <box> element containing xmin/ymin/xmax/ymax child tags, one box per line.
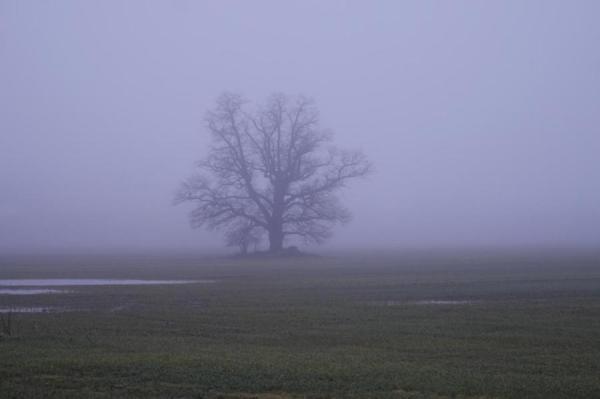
<box><xmin>1</xmin><ymin>1</ymin><xmax>599</xmax><ymax>252</ymax></box>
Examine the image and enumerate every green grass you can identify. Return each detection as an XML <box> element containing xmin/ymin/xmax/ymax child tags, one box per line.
<box><xmin>1</xmin><ymin>250</ymin><xmax>599</xmax><ymax>398</ymax></box>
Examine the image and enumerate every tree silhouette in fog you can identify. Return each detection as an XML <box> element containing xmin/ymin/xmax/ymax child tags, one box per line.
<box><xmin>176</xmin><ymin>93</ymin><xmax>371</xmax><ymax>253</ymax></box>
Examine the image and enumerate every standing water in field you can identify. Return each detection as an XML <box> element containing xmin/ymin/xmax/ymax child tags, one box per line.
<box><xmin>0</xmin><ymin>279</ymin><xmax>213</xmax><ymax>287</ymax></box>
<box><xmin>0</xmin><ymin>307</ymin><xmax>67</xmax><ymax>313</ymax></box>
<box><xmin>0</xmin><ymin>280</ymin><xmax>214</xmax><ymax>312</ymax></box>
<box><xmin>371</xmin><ymin>300</ymin><xmax>474</xmax><ymax>306</ymax></box>
<box><xmin>0</xmin><ymin>289</ymin><xmax>71</xmax><ymax>295</ymax></box>
<box><xmin>413</xmin><ymin>300</ymin><xmax>473</xmax><ymax>305</ymax></box>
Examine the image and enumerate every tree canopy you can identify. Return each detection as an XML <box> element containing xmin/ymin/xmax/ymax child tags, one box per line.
<box><xmin>176</xmin><ymin>93</ymin><xmax>371</xmax><ymax>253</ymax></box>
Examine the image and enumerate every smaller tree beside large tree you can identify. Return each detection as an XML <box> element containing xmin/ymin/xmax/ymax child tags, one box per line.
<box><xmin>175</xmin><ymin>92</ymin><xmax>371</xmax><ymax>253</ymax></box>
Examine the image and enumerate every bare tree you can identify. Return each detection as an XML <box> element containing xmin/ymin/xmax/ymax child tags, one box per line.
<box><xmin>175</xmin><ymin>92</ymin><xmax>371</xmax><ymax>253</ymax></box>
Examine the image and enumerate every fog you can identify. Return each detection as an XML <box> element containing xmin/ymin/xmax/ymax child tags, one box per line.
<box><xmin>1</xmin><ymin>1</ymin><xmax>599</xmax><ymax>252</ymax></box>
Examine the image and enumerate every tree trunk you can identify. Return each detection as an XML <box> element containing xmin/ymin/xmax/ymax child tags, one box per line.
<box><xmin>269</xmin><ymin>179</ymin><xmax>287</xmax><ymax>253</ymax></box>
<box><xmin>268</xmin><ymin>223</ymin><xmax>284</xmax><ymax>253</ymax></box>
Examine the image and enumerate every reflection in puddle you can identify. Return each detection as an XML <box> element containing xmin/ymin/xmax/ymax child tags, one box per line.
<box><xmin>0</xmin><ymin>279</ymin><xmax>212</xmax><ymax>287</ymax></box>
<box><xmin>0</xmin><ymin>307</ymin><xmax>66</xmax><ymax>314</ymax></box>
<box><xmin>0</xmin><ymin>289</ymin><xmax>71</xmax><ymax>295</ymax></box>
<box><xmin>372</xmin><ymin>300</ymin><xmax>474</xmax><ymax>306</ymax></box>
<box><xmin>0</xmin><ymin>279</ymin><xmax>213</xmax><ymax>314</ymax></box>
<box><xmin>0</xmin><ymin>280</ymin><xmax>212</xmax><ymax>314</ymax></box>
<box><xmin>413</xmin><ymin>300</ymin><xmax>472</xmax><ymax>305</ymax></box>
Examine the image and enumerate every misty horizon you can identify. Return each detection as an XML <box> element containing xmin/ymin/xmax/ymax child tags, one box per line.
<box><xmin>1</xmin><ymin>1</ymin><xmax>599</xmax><ymax>252</ymax></box>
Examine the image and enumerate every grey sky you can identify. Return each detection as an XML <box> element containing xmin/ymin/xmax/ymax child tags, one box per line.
<box><xmin>1</xmin><ymin>1</ymin><xmax>599</xmax><ymax>252</ymax></box>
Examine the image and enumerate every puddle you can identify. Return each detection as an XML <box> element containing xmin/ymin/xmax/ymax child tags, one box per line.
<box><xmin>413</xmin><ymin>300</ymin><xmax>473</xmax><ymax>305</ymax></box>
<box><xmin>372</xmin><ymin>300</ymin><xmax>474</xmax><ymax>306</ymax></box>
<box><xmin>0</xmin><ymin>289</ymin><xmax>71</xmax><ymax>295</ymax></box>
<box><xmin>0</xmin><ymin>307</ymin><xmax>66</xmax><ymax>314</ymax></box>
<box><xmin>0</xmin><ymin>280</ymin><xmax>211</xmax><ymax>312</ymax></box>
<box><xmin>0</xmin><ymin>279</ymin><xmax>212</xmax><ymax>287</ymax></box>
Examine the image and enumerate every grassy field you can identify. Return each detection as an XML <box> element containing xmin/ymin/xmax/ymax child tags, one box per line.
<box><xmin>1</xmin><ymin>250</ymin><xmax>599</xmax><ymax>399</ymax></box>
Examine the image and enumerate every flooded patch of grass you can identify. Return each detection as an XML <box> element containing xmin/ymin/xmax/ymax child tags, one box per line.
<box><xmin>0</xmin><ymin>306</ymin><xmax>68</xmax><ymax>313</ymax></box>
<box><xmin>370</xmin><ymin>299</ymin><xmax>475</xmax><ymax>306</ymax></box>
<box><xmin>0</xmin><ymin>279</ymin><xmax>213</xmax><ymax>286</ymax></box>
<box><xmin>413</xmin><ymin>300</ymin><xmax>473</xmax><ymax>305</ymax></box>
<box><xmin>0</xmin><ymin>289</ymin><xmax>71</xmax><ymax>295</ymax></box>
